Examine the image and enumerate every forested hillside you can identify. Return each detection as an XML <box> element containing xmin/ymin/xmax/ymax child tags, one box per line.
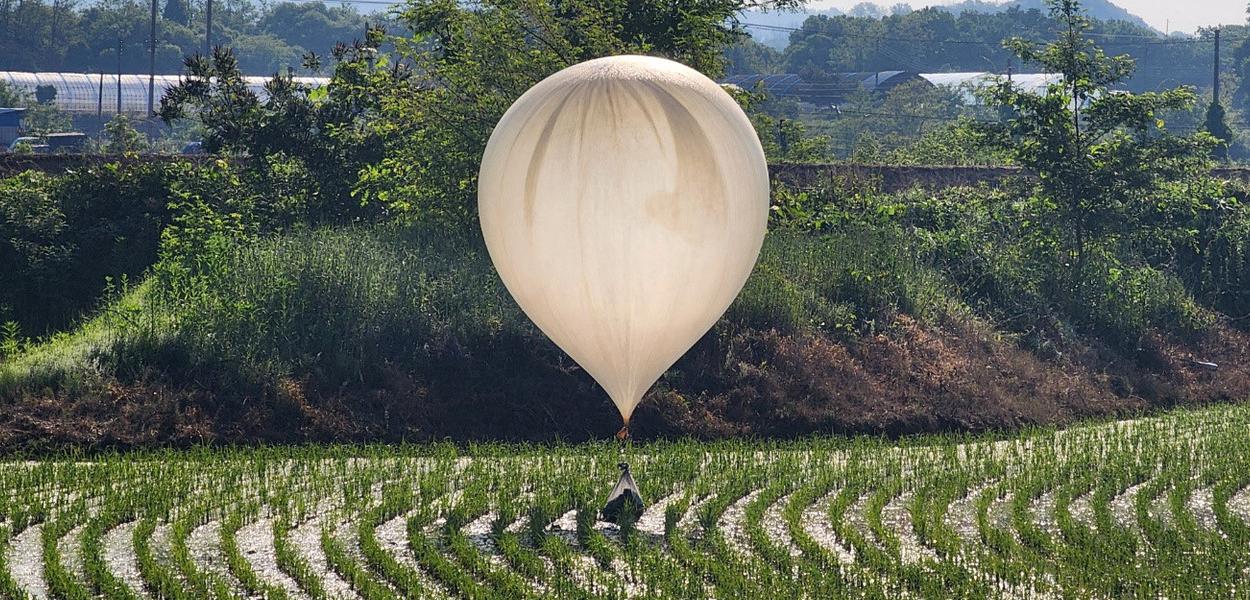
<box><xmin>944</xmin><ymin>0</ymin><xmax>1152</xmax><ymax>29</ymax></box>
<box><xmin>736</xmin><ymin>5</ymin><xmax>1239</xmax><ymax>94</ymax></box>
<box><xmin>0</xmin><ymin>0</ymin><xmax>382</xmax><ymax>75</ymax></box>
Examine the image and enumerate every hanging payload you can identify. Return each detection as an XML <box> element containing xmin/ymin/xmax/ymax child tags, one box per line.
<box><xmin>600</xmin><ymin>462</ymin><xmax>644</xmax><ymax>524</ymax></box>
<box><xmin>477</xmin><ymin>55</ymin><xmax>770</xmax><ymax>438</ymax></box>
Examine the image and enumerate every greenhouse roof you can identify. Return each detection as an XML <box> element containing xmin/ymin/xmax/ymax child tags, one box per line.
<box><xmin>0</xmin><ymin>71</ymin><xmax>330</xmax><ymax>115</ymax></box>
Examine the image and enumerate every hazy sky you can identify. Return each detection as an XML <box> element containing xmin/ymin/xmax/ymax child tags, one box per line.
<box><xmin>808</xmin><ymin>1</ymin><xmax>1246</xmax><ymax>34</ymax></box>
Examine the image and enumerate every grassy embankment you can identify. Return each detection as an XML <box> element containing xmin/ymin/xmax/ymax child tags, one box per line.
<box><xmin>3</xmin><ymin>178</ymin><xmax>1249</xmax><ymax>447</ymax></box>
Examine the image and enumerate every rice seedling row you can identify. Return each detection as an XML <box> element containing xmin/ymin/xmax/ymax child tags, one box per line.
<box><xmin>4</xmin><ymin>404</ymin><xmax>1250</xmax><ymax>598</ymax></box>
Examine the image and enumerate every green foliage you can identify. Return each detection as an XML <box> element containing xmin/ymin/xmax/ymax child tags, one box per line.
<box><xmin>100</xmin><ymin>114</ymin><xmax>148</xmax><ymax>154</ymax></box>
<box><xmin>0</xmin><ymin>156</ymin><xmax>327</xmax><ymax>337</ymax></box>
<box><xmin>0</xmin><ymin>321</ymin><xmax>23</xmax><ymax>361</ymax></box>
<box><xmin>880</xmin><ymin>119</ymin><xmax>1010</xmax><ymax>166</ymax></box>
<box><xmin>136</xmin><ymin>225</ymin><xmax>520</xmax><ymax>387</ymax></box>
<box><xmin>162</xmin><ymin>0</ymin><xmax>190</xmax><ymax>27</ymax></box>
<box><xmin>766</xmin><ymin>171</ymin><xmax>1235</xmax><ymax>351</ymax></box>
<box><xmin>1173</xmin><ymin>179</ymin><xmax>1250</xmax><ymax>320</ymax></box>
<box><xmin>19</xmin><ymin>102</ymin><xmax>72</xmax><ymax>135</ymax></box>
<box><xmin>158</xmin><ymin>159</ymin><xmax>261</xmax><ymax>267</ymax></box>
<box><xmin>774</xmin><ymin>80</ymin><xmax>996</xmax><ymax>164</ymax></box>
<box><xmin>725</xmin><ymin>37</ymin><xmax>783</xmax><ymax>75</ymax></box>
<box><xmin>160</xmin><ymin>44</ymin><xmax>390</xmax><ymax>222</ymax></box>
<box><xmin>353</xmin><ymin>0</ymin><xmax>800</xmax><ymax>221</ymax></box>
<box><xmin>0</xmin><ymin>80</ymin><xmax>23</xmax><ymax>107</ymax></box>
<box><xmin>730</xmin><ymin>225</ymin><xmax>947</xmax><ymax>335</ymax></box>
<box><xmin>780</xmin><ymin>4</ymin><xmax>1225</xmax><ymax>93</ymax></box>
<box><xmin>0</xmin><ymin>0</ymin><xmax>1246</xmax><ymax>453</ymax></box>
<box><xmin>1204</xmin><ymin>101</ymin><xmax>1234</xmax><ymax>161</ymax></box>
<box><xmin>964</xmin><ymin>0</ymin><xmax>1220</xmax><ymax>344</ymax></box>
<box><xmin>0</xmin><ymin>79</ymin><xmax>71</xmax><ymax>134</ymax></box>
<box><xmin>0</xmin><ymin>0</ymin><xmax>378</xmax><ymax>76</ymax></box>
<box><xmin>733</xmin><ymin>87</ymin><xmax>834</xmax><ymax>162</ymax></box>
<box><xmin>0</xmin><ymin>165</ymin><xmax>168</xmax><ymax>335</ymax></box>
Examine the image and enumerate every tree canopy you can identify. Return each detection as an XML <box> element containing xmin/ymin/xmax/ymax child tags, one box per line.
<box><xmin>0</xmin><ymin>0</ymin><xmax>377</xmax><ymax>75</ymax></box>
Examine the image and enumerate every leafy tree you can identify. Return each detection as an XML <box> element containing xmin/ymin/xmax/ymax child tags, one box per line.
<box><xmin>223</xmin><ymin>32</ymin><xmax>305</xmax><ymax>75</ymax></box>
<box><xmin>21</xmin><ymin>102</ymin><xmax>71</xmax><ymax>134</ymax></box>
<box><xmin>781</xmin><ymin>6</ymin><xmax>1217</xmax><ymax>93</ymax></box>
<box><xmin>159</xmin><ymin>40</ymin><xmax>392</xmax><ymax>222</ymax></box>
<box><xmin>0</xmin><ymin>80</ymin><xmax>25</xmax><ymax>107</ymax></box>
<box><xmin>355</xmin><ymin>0</ymin><xmax>801</xmax><ymax>222</ymax></box>
<box><xmin>725</xmin><ymin>37</ymin><xmax>784</xmax><ymax>75</ymax></box>
<box><xmin>0</xmin><ymin>0</ymin><xmax>393</xmax><ymax>75</ymax></box>
<box><xmin>163</xmin><ymin>0</ymin><xmax>190</xmax><ymax>26</ymax></box>
<box><xmin>163</xmin><ymin>0</ymin><xmax>803</xmax><ymax>225</ymax></box>
<box><xmin>102</xmin><ymin>113</ymin><xmax>147</xmax><ymax>154</ymax></box>
<box><xmin>1204</xmin><ymin>101</ymin><xmax>1234</xmax><ymax>161</ymax></box>
<box><xmin>975</xmin><ymin>0</ymin><xmax>1216</xmax><ymax>310</ymax></box>
<box><xmin>258</xmin><ymin>2</ymin><xmax>366</xmax><ymax>55</ymax></box>
<box><xmin>731</xmin><ymin>87</ymin><xmax>832</xmax><ymax>161</ymax></box>
<box><xmin>882</xmin><ymin>118</ymin><xmax>1009</xmax><ymax>165</ymax></box>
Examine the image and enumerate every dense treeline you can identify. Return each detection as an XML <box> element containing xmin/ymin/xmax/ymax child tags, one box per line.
<box><xmin>0</xmin><ymin>0</ymin><xmax>378</xmax><ymax>75</ymax></box>
<box><xmin>729</xmin><ymin>5</ymin><xmax>1243</xmax><ymax>95</ymax></box>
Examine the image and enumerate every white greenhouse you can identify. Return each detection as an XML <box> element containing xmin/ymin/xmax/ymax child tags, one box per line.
<box><xmin>0</xmin><ymin>71</ymin><xmax>329</xmax><ymax>114</ymax></box>
<box><xmin>919</xmin><ymin>72</ymin><xmax>1063</xmax><ymax>105</ymax></box>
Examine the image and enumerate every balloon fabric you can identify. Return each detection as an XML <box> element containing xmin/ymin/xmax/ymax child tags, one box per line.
<box><xmin>478</xmin><ymin>55</ymin><xmax>770</xmax><ymax>426</ymax></box>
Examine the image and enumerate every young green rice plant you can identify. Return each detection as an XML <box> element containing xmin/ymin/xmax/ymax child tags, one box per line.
<box><xmin>272</xmin><ymin>510</ymin><xmax>329</xmax><ymax>600</ymax></box>
<box><xmin>6</xmin><ymin>404</ymin><xmax>1250</xmax><ymax>599</ymax></box>
<box><xmin>320</xmin><ymin>522</ymin><xmax>395</xmax><ymax>600</ymax></box>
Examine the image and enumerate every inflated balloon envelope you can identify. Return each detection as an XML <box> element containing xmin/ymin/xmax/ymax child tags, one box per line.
<box><xmin>478</xmin><ymin>54</ymin><xmax>770</xmax><ymax>433</ymax></box>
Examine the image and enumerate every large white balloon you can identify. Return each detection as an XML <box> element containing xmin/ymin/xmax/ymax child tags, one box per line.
<box><xmin>478</xmin><ymin>55</ymin><xmax>769</xmax><ymax>425</ymax></box>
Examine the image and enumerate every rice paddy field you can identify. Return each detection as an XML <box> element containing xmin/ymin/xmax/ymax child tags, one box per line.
<box><xmin>3</xmin><ymin>403</ymin><xmax>1250</xmax><ymax>599</ymax></box>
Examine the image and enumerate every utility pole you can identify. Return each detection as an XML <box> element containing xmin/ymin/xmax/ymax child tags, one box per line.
<box><xmin>148</xmin><ymin>0</ymin><xmax>156</xmax><ymax>115</ymax></box>
<box><xmin>97</xmin><ymin>71</ymin><xmax>103</xmax><ymax>119</ymax></box>
<box><xmin>1213</xmin><ymin>27</ymin><xmax>1221</xmax><ymax>102</ymax></box>
<box><xmin>778</xmin><ymin>118</ymin><xmax>789</xmax><ymax>156</ymax></box>
<box><xmin>205</xmin><ymin>0</ymin><xmax>212</xmax><ymax>56</ymax></box>
<box><xmin>116</xmin><ymin>37</ymin><xmax>122</xmax><ymax>116</ymax></box>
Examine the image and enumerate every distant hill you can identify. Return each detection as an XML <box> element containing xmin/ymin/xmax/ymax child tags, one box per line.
<box><xmin>942</xmin><ymin>0</ymin><xmax>1156</xmax><ymax>32</ymax></box>
<box><xmin>743</xmin><ymin>0</ymin><xmax>1157</xmax><ymax>50</ymax></box>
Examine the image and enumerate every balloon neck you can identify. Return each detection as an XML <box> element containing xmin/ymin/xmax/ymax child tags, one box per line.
<box><xmin>615</xmin><ymin>424</ymin><xmax>630</xmax><ymax>442</ymax></box>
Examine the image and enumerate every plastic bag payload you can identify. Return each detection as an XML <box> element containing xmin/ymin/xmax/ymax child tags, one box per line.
<box><xmin>478</xmin><ymin>55</ymin><xmax>770</xmax><ymax>427</ymax></box>
<box><xmin>601</xmin><ymin>462</ymin><xmax>645</xmax><ymax>524</ymax></box>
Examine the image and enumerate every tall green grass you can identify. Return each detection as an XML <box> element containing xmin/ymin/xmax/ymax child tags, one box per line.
<box><xmin>0</xmin><ymin>223</ymin><xmax>952</xmax><ymax>396</ymax></box>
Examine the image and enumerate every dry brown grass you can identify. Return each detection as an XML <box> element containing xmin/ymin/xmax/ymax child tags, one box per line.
<box><xmin>3</xmin><ymin>313</ymin><xmax>1250</xmax><ymax>450</ymax></box>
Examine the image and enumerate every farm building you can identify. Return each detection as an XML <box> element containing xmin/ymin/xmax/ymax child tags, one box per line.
<box><xmin>0</xmin><ymin>71</ymin><xmax>330</xmax><ymax>115</ymax></box>
<box><xmin>721</xmin><ymin>71</ymin><xmax>929</xmax><ymax>106</ymax></box>
<box><xmin>0</xmin><ymin>108</ymin><xmax>25</xmax><ymax>146</ymax></box>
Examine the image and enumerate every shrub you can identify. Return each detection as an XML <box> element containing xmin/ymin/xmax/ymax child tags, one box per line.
<box><xmin>0</xmin><ymin>166</ymin><xmax>165</xmax><ymax>335</ymax></box>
